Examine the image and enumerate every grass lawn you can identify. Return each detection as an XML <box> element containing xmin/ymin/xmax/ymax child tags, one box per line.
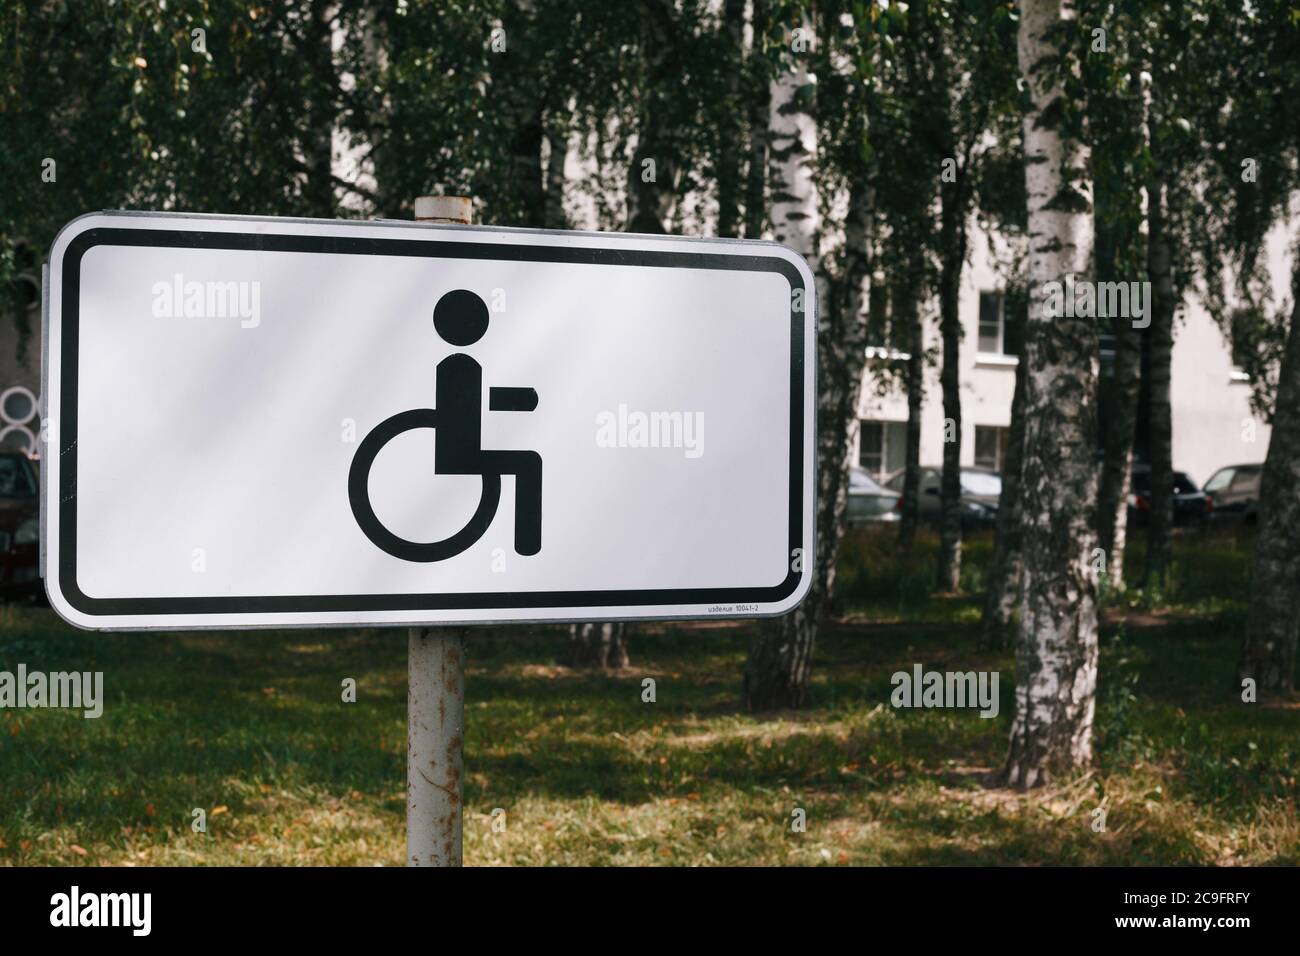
<box><xmin>0</xmin><ymin>528</ymin><xmax>1296</xmax><ymax>866</ymax></box>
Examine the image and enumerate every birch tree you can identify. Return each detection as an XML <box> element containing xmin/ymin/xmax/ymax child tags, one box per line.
<box><xmin>974</xmin><ymin>141</ymin><xmax>1030</xmax><ymax>645</ymax></box>
<box><xmin>1220</xmin><ymin>0</ymin><xmax>1300</xmax><ymax>696</ymax></box>
<box><xmin>497</xmin><ymin>0</ymin><xmax>547</xmax><ymax>227</ymax></box>
<box><xmin>1004</xmin><ymin>0</ymin><xmax>1100</xmax><ymax>787</ymax></box>
<box><xmin>744</xmin><ymin>0</ymin><xmax>774</xmax><ymax>238</ymax></box>
<box><xmin>715</xmin><ymin>0</ymin><xmax>748</xmax><ymax>238</ymax></box>
<box><xmin>906</xmin><ymin>1</ymin><xmax>1018</xmax><ymax>592</ymax></box>
<box><xmin>743</xmin><ymin>4</ymin><xmax>875</xmax><ymax>709</ymax></box>
<box><xmin>980</xmin><ymin>302</ymin><xmax>1027</xmax><ymax>649</ymax></box>
<box><xmin>1128</xmin><ymin>1</ymin><xmax>1218</xmax><ymax>586</ymax></box>
<box><xmin>1085</xmin><ymin>22</ymin><xmax>1148</xmax><ymax>591</ymax></box>
<box><xmin>744</xmin><ymin>11</ymin><xmax>826</xmax><ymax>708</ymax></box>
<box><xmin>870</xmin><ymin>15</ymin><xmax>934</xmax><ymax>554</ymax></box>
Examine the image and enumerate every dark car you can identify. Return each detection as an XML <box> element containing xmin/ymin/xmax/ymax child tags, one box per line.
<box><xmin>0</xmin><ymin>452</ymin><xmax>40</xmax><ymax>599</ymax></box>
<box><xmin>846</xmin><ymin>467</ymin><xmax>901</xmax><ymax>523</ymax></box>
<box><xmin>1202</xmin><ymin>463</ymin><xmax>1262</xmax><ymax>525</ymax></box>
<box><xmin>1127</xmin><ymin>465</ymin><xmax>1209</xmax><ymax>528</ymax></box>
<box><xmin>884</xmin><ymin>465</ymin><xmax>1001</xmax><ymax>527</ymax></box>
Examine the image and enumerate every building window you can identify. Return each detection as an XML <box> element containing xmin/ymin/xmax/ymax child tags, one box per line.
<box><xmin>978</xmin><ymin>291</ymin><xmax>1004</xmax><ymax>354</ymax></box>
<box><xmin>974</xmin><ymin>425</ymin><xmax>1009</xmax><ymax>472</ymax></box>
<box><xmin>866</xmin><ymin>283</ymin><xmax>890</xmax><ymax>349</ymax></box>
<box><xmin>858</xmin><ymin>420</ymin><xmax>908</xmax><ymax>480</ymax></box>
<box><xmin>859</xmin><ymin>422</ymin><xmax>884</xmax><ymax>474</ymax></box>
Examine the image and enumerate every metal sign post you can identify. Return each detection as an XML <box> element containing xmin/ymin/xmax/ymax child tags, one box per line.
<box><xmin>407</xmin><ymin>623</ymin><xmax>464</xmax><ymax>866</ymax></box>
<box><xmin>407</xmin><ymin>197</ymin><xmax>472</xmax><ymax>867</ymax></box>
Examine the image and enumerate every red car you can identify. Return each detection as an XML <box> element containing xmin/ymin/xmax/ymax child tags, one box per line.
<box><xmin>0</xmin><ymin>452</ymin><xmax>40</xmax><ymax>599</ymax></box>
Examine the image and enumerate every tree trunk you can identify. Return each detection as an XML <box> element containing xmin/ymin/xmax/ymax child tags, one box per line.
<box><xmin>544</xmin><ymin>120</ymin><xmax>568</xmax><ymax>230</ymax></box>
<box><xmin>579</xmin><ymin>5</ymin><xmax>686</xmax><ymax>661</ymax></box>
<box><xmin>1144</xmin><ymin>176</ymin><xmax>1176</xmax><ymax>585</ymax></box>
<box><xmin>565</xmin><ymin>622</ymin><xmax>629</xmax><ymax>671</ymax></box>
<box><xmin>594</xmin><ymin>2</ymin><xmax>684</xmax><ymax>658</ymax></box>
<box><xmin>1238</xmin><ymin>264</ymin><xmax>1300</xmax><ymax>696</ymax></box>
<box><xmin>979</xmin><ymin>325</ymin><xmax>1028</xmax><ymax>649</ymax></box>
<box><xmin>936</xmin><ymin>187</ymin><xmax>967</xmax><ymax>592</ymax></box>
<box><xmin>303</xmin><ymin>0</ymin><xmax>338</xmax><ymax>219</ymax></box>
<box><xmin>1093</xmin><ymin>75</ymin><xmax>1145</xmax><ymax>591</ymax></box>
<box><xmin>925</xmin><ymin>0</ymin><xmax>969</xmax><ymax>593</ymax></box>
<box><xmin>1096</xmin><ymin>319</ymin><xmax>1140</xmax><ymax>588</ymax></box>
<box><xmin>764</xmin><ymin>26</ymin><xmax>818</xmax><ymax>274</ymax></box>
<box><xmin>500</xmin><ymin>0</ymin><xmax>545</xmax><ymax>228</ymax></box>
<box><xmin>898</xmin><ymin>256</ymin><xmax>925</xmax><ymax>551</ymax></box>
<box><xmin>743</xmin><ymin>0</ymin><xmax>771</xmax><ymax>239</ymax></box>
<box><xmin>1004</xmin><ymin>0</ymin><xmax>1100</xmax><ymax>789</ymax></box>
<box><xmin>746</xmin><ymin>43</ymin><xmax>869</xmax><ymax>710</ymax></box>
<box><xmin>626</xmin><ymin>0</ymin><xmax>677</xmax><ymax>234</ymax></box>
<box><xmin>715</xmin><ymin>0</ymin><xmax>746</xmax><ymax>239</ymax></box>
<box><xmin>509</xmin><ymin>109</ymin><xmax>545</xmax><ymax>228</ymax></box>
<box><xmin>745</xmin><ymin>186</ymin><xmax>870</xmax><ymax>710</ymax></box>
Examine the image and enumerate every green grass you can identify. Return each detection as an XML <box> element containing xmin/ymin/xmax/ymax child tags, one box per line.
<box><xmin>0</xmin><ymin>527</ymin><xmax>1295</xmax><ymax>866</ymax></box>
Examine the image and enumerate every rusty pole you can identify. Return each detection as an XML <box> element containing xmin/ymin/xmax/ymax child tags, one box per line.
<box><xmin>407</xmin><ymin>195</ymin><xmax>472</xmax><ymax>867</ymax></box>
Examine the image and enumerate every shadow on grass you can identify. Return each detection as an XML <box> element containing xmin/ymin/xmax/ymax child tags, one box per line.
<box><xmin>0</xmin><ymin>526</ymin><xmax>1294</xmax><ymax>864</ymax></box>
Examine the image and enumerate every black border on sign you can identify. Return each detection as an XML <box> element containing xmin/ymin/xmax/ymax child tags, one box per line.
<box><xmin>58</xmin><ymin>227</ymin><xmax>806</xmax><ymax>616</ymax></box>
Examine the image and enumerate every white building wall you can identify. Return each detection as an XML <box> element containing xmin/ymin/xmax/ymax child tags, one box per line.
<box><xmin>855</xmin><ymin>217</ymin><xmax>1293</xmax><ymax>488</ymax></box>
<box><xmin>1170</xmin><ymin>301</ymin><xmax>1267</xmax><ymax>487</ymax></box>
<box><xmin>857</xmin><ymin>225</ymin><xmax>1021</xmax><ymax>474</ymax></box>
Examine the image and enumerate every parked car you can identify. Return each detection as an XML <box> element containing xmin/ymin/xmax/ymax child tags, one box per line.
<box><xmin>1202</xmin><ymin>463</ymin><xmax>1262</xmax><ymax>525</ymax></box>
<box><xmin>883</xmin><ymin>465</ymin><xmax>1001</xmax><ymax>527</ymax></box>
<box><xmin>1126</xmin><ymin>464</ymin><xmax>1210</xmax><ymax>528</ymax></box>
<box><xmin>847</xmin><ymin>466</ymin><xmax>901</xmax><ymax>523</ymax></box>
<box><xmin>0</xmin><ymin>451</ymin><xmax>40</xmax><ymax>600</ymax></box>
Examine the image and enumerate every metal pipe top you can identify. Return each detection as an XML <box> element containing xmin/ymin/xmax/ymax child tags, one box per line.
<box><xmin>414</xmin><ymin>196</ymin><xmax>473</xmax><ymax>225</ymax></box>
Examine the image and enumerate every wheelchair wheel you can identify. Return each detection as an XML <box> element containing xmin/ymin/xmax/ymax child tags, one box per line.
<box><xmin>348</xmin><ymin>408</ymin><xmax>501</xmax><ymax>562</ymax></box>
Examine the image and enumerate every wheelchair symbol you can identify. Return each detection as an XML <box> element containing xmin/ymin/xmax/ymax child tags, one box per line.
<box><xmin>348</xmin><ymin>289</ymin><xmax>542</xmax><ymax>563</ymax></box>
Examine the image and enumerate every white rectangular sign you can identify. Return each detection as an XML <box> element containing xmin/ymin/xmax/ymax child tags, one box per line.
<box><xmin>43</xmin><ymin>212</ymin><xmax>815</xmax><ymax>630</ymax></box>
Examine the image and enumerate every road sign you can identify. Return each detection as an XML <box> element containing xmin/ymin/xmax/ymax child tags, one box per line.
<box><xmin>43</xmin><ymin>212</ymin><xmax>816</xmax><ymax>630</ymax></box>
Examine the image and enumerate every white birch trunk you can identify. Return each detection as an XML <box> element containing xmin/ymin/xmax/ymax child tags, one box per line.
<box><xmin>745</xmin><ymin>20</ymin><xmax>859</xmax><ymax>710</ymax></box>
<box><xmin>767</xmin><ymin>33</ymin><xmax>818</xmax><ymax>260</ymax></box>
<box><xmin>1005</xmin><ymin>0</ymin><xmax>1100</xmax><ymax>788</ymax></box>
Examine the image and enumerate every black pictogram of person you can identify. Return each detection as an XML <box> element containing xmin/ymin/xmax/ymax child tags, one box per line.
<box><xmin>433</xmin><ymin>289</ymin><xmax>542</xmax><ymax>554</ymax></box>
<box><xmin>347</xmin><ymin>289</ymin><xmax>542</xmax><ymax>562</ymax></box>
